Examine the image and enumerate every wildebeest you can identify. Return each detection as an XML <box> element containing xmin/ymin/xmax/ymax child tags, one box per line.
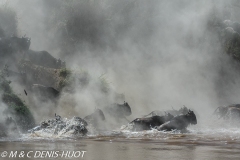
<box><xmin>0</xmin><ymin>117</ymin><xmax>18</xmax><ymax>137</ymax></box>
<box><xmin>213</xmin><ymin>106</ymin><xmax>228</xmax><ymax>119</ymax></box>
<box><xmin>226</xmin><ymin>107</ymin><xmax>240</xmax><ymax>121</ymax></box>
<box><xmin>32</xmin><ymin>84</ymin><xmax>60</xmax><ymax>100</ymax></box>
<box><xmin>0</xmin><ymin>123</ymin><xmax>7</xmax><ymax>137</ymax></box>
<box><xmin>24</xmin><ymin>89</ymin><xmax>27</xmax><ymax>96</ymax></box>
<box><xmin>142</xmin><ymin>110</ymin><xmax>164</xmax><ymax>117</ymax></box>
<box><xmin>25</xmin><ymin>50</ymin><xmax>65</xmax><ymax>69</ymax></box>
<box><xmin>84</xmin><ymin>109</ymin><xmax>105</xmax><ymax>128</ymax></box>
<box><xmin>104</xmin><ymin>102</ymin><xmax>132</xmax><ymax>120</ymax></box>
<box><xmin>5</xmin><ymin>117</ymin><xmax>18</xmax><ymax>131</ymax></box>
<box><xmin>213</xmin><ymin>104</ymin><xmax>240</xmax><ymax>120</ymax></box>
<box><xmin>157</xmin><ymin>110</ymin><xmax>197</xmax><ymax>132</ymax></box>
<box><xmin>143</xmin><ymin>106</ymin><xmax>189</xmax><ymax>117</ymax></box>
<box><xmin>130</xmin><ymin>113</ymin><xmax>174</xmax><ymax>131</ymax></box>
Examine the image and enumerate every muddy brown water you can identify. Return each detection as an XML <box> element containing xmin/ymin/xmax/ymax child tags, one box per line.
<box><xmin>1</xmin><ymin>129</ymin><xmax>240</xmax><ymax>160</ymax></box>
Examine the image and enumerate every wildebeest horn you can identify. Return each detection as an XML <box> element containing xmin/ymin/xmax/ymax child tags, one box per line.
<box><xmin>142</xmin><ymin>111</ymin><xmax>153</xmax><ymax>118</ymax></box>
<box><xmin>171</xmin><ymin>106</ymin><xmax>176</xmax><ymax>111</ymax></box>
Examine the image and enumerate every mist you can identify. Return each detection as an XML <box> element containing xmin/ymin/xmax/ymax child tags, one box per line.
<box><xmin>2</xmin><ymin>0</ymin><xmax>240</xmax><ymax>127</ymax></box>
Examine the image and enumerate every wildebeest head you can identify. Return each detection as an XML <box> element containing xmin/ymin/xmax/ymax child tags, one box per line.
<box><xmin>95</xmin><ymin>108</ymin><xmax>105</xmax><ymax>121</ymax></box>
<box><xmin>105</xmin><ymin>102</ymin><xmax>132</xmax><ymax>119</ymax></box>
<box><xmin>122</xmin><ymin>102</ymin><xmax>132</xmax><ymax>116</ymax></box>
<box><xmin>186</xmin><ymin>110</ymin><xmax>197</xmax><ymax>125</ymax></box>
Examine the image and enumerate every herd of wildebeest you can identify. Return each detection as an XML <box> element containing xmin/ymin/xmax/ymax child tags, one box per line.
<box><xmin>0</xmin><ymin>34</ymin><xmax>199</xmax><ymax>136</ymax></box>
<box><xmin>24</xmin><ymin>102</ymin><xmax>240</xmax><ymax>137</ymax></box>
<box><xmin>27</xmin><ymin>103</ymin><xmax>198</xmax><ymax>136</ymax></box>
<box><xmin>2</xmin><ymin>17</ymin><xmax>240</xmax><ymax>137</ymax></box>
<box><xmin>2</xmin><ymin>101</ymin><xmax>240</xmax><ymax>137</ymax></box>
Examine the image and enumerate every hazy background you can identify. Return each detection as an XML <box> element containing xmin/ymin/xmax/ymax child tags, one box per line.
<box><xmin>1</xmin><ymin>0</ymin><xmax>240</xmax><ymax>126</ymax></box>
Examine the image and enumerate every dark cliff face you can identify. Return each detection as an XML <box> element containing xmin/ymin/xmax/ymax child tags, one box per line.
<box><xmin>26</xmin><ymin>50</ymin><xmax>65</xmax><ymax>69</ymax></box>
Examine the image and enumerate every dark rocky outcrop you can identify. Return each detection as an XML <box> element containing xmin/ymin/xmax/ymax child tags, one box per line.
<box><xmin>24</xmin><ymin>50</ymin><xmax>65</xmax><ymax>69</ymax></box>
<box><xmin>31</xmin><ymin>84</ymin><xmax>60</xmax><ymax>100</ymax></box>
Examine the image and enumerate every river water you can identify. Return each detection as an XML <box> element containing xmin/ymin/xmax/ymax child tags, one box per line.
<box><xmin>1</xmin><ymin>126</ymin><xmax>240</xmax><ymax>160</ymax></box>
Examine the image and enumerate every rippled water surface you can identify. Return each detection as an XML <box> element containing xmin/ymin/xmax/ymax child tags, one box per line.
<box><xmin>1</xmin><ymin>127</ymin><xmax>240</xmax><ymax>160</ymax></box>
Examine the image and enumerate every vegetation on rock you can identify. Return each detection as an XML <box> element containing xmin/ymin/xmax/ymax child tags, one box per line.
<box><xmin>0</xmin><ymin>71</ymin><xmax>35</xmax><ymax>131</ymax></box>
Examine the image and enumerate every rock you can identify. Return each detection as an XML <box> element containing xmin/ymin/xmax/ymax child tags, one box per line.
<box><xmin>25</xmin><ymin>50</ymin><xmax>65</xmax><ymax>69</ymax></box>
<box><xmin>32</xmin><ymin>84</ymin><xmax>60</xmax><ymax>100</ymax></box>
